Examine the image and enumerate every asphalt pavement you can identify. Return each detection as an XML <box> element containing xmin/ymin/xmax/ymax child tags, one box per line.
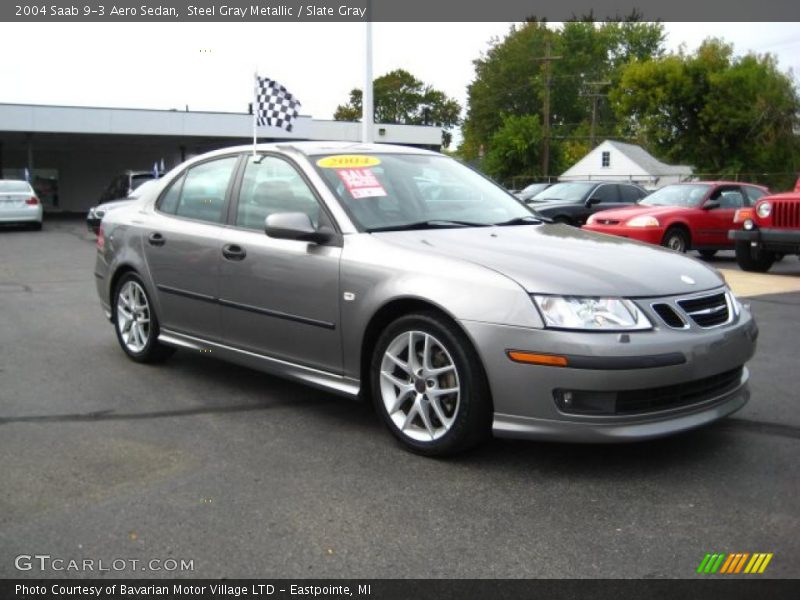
<box><xmin>0</xmin><ymin>217</ymin><xmax>798</xmax><ymax>579</ymax></box>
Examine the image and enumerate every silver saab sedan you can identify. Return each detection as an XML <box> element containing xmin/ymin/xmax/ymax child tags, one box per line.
<box><xmin>94</xmin><ymin>142</ymin><xmax>758</xmax><ymax>455</ymax></box>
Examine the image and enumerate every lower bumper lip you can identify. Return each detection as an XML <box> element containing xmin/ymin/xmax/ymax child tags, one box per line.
<box><xmin>492</xmin><ymin>372</ymin><xmax>749</xmax><ymax>442</ymax></box>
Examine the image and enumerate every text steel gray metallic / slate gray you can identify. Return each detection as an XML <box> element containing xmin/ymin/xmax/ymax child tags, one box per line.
<box><xmin>5</xmin><ymin>0</ymin><xmax>800</xmax><ymax>22</ymax></box>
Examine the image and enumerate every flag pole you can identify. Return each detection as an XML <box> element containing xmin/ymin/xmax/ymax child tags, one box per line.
<box><xmin>252</xmin><ymin>71</ymin><xmax>258</xmax><ymax>158</ymax></box>
<box><xmin>362</xmin><ymin>8</ymin><xmax>374</xmax><ymax>144</ymax></box>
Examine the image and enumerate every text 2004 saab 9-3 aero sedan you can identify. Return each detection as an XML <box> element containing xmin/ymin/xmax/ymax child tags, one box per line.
<box><xmin>94</xmin><ymin>142</ymin><xmax>758</xmax><ymax>455</ymax></box>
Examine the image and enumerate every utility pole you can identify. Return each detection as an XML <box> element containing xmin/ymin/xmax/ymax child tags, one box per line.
<box><xmin>581</xmin><ymin>81</ymin><xmax>611</xmax><ymax>148</ymax></box>
<box><xmin>534</xmin><ymin>38</ymin><xmax>561</xmax><ymax>179</ymax></box>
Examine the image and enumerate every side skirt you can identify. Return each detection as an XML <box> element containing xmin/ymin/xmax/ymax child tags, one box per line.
<box><xmin>158</xmin><ymin>329</ymin><xmax>361</xmax><ymax>399</ymax></box>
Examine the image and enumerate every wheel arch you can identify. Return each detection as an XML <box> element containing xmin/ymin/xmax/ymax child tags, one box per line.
<box><xmin>358</xmin><ymin>297</ymin><xmax>487</xmax><ymax>402</ymax></box>
<box><xmin>663</xmin><ymin>221</ymin><xmax>692</xmax><ymax>248</ymax></box>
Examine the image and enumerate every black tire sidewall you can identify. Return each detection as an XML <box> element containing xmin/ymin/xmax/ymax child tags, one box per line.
<box><xmin>370</xmin><ymin>312</ymin><xmax>491</xmax><ymax>456</ymax></box>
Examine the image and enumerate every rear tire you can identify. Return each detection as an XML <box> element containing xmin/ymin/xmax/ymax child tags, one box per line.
<box><xmin>370</xmin><ymin>311</ymin><xmax>492</xmax><ymax>456</ymax></box>
<box><xmin>112</xmin><ymin>272</ymin><xmax>175</xmax><ymax>363</ymax></box>
<box><xmin>662</xmin><ymin>227</ymin><xmax>689</xmax><ymax>253</ymax></box>
<box><xmin>734</xmin><ymin>241</ymin><xmax>775</xmax><ymax>273</ymax></box>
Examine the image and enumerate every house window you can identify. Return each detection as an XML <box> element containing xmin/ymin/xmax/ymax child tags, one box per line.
<box><xmin>601</xmin><ymin>151</ymin><xmax>610</xmax><ymax>168</ymax></box>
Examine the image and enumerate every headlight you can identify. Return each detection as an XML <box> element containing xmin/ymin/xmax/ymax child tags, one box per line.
<box><xmin>756</xmin><ymin>201</ymin><xmax>771</xmax><ymax>218</ymax></box>
<box><xmin>626</xmin><ymin>215</ymin><xmax>660</xmax><ymax>227</ymax></box>
<box><xmin>533</xmin><ymin>295</ymin><xmax>652</xmax><ymax>330</ymax></box>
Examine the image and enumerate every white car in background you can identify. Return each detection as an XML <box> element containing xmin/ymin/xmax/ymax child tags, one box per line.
<box><xmin>0</xmin><ymin>180</ymin><xmax>43</xmax><ymax>230</ymax></box>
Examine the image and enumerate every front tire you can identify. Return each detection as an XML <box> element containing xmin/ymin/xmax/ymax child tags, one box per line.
<box><xmin>734</xmin><ymin>241</ymin><xmax>775</xmax><ymax>273</ymax></box>
<box><xmin>113</xmin><ymin>273</ymin><xmax>174</xmax><ymax>363</ymax></box>
<box><xmin>370</xmin><ymin>312</ymin><xmax>492</xmax><ymax>456</ymax></box>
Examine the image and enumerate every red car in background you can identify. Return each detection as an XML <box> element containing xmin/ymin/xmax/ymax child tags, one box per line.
<box><xmin>582</xmin><ymin>182</ymin><xmax>769</xmax><ymax>256</ymax></box>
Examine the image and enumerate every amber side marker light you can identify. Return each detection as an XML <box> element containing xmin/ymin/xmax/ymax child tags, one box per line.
<box><xmin>733</xmin><ymin>208</ymin><xmax>754</xmax><ymax>224</ymax></box>
<box><xmin>507</xmin><ymin>351</ymin><xmax>568</xmax><ymax>367</ymax></box>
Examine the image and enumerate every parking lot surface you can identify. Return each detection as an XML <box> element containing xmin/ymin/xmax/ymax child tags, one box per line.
<box><xmin>1</xmin><ymin>218</ymin><xmax>798</xmax><ymax>578</ymax></box>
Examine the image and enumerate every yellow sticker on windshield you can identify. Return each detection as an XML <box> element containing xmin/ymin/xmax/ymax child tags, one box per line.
<box><xmin>316</xmin><ymin>155</ymin><xmax>381</xmax><ymax>169</ymax></box>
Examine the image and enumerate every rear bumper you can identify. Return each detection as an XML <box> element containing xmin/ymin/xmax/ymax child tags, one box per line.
<box><xmin>0</xmin><ymin>205</ymin><xmax>43</xmax><ymax>223</ymax></box>
<box><xmin>582</xmin><ymin>224</ymin><xmax>664</xmax><ymax>245</ymax></box>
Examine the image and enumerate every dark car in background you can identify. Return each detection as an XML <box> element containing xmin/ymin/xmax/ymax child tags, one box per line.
<box><xmin>87</xmin><ymin>179</ymin><xmax>160</xmax><ymax>234</ymax></box>
<box><xmin>515</xmin><ymin>182</ymin><xmax>553</xmax><ymax>202</ymax></box>
<box><xmin>528</xmin><ymin>181</ymin><xmax>648</xmax><ymax>226</ymax></box>
<box><xmin>99</xmin><ymin>170</ymin><xmax>159</xmax><ymax>203</ymax></box>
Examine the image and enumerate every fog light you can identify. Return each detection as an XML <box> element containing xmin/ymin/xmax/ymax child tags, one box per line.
<box><xmin>554</xmin><ymin>389</ymin><xmax>617</xmax><ymax>415</ymax></box>
<box><xmin>743</xmin><ymin>219</ymin><xmax>754</xmax><ymax>230</ymax></box>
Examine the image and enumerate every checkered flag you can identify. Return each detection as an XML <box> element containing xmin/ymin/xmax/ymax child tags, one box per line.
<box><xmin>255</xmin><ymin>76</ymin><xmax>301</xmax><ymax>132</ymax></box>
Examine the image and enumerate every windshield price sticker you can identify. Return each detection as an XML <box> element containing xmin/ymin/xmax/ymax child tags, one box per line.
<box><xmin>317</xmin><ymin>155</ymin><xmax>381</xmax><ymax>169</ymax></box>
<box><xmin>336</xmin><ymin>168</ymin><xmax>387</xmax><ymax>199</ymax></box>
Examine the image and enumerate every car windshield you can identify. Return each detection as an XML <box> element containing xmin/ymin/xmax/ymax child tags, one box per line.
<box><xmin>530</xmin><ymin>182</ymin><xmax>595</xmax><ymax>203</ymax></box>
<box><xmin>640</xmin><ymin>184</ymin><xmax>711</xmax><ymax>207</ymax></box>
<box><xmin>0</xmin><ymin>180</ymin><xmax>32</xmax><ymax>193</ymax></box>
<box><xmin>519</xmin><ymin>183</ymin><xmax>550</xmax><ymax>200</ymax></box>
<box><xmin>313</xmin><ymin>153</ymin><xmax>533</xmax><ymax>231</ymax></box>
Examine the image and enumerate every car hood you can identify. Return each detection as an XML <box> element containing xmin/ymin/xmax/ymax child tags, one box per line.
<box><xmin>374</xmin><ymin>224</ymin><xmax>724</xmax><ymax>297</ymax></box>
<box><xmin>591</xmin><ymin>204</ymin><xmax>691</xmax><ymax>220</ymax></box>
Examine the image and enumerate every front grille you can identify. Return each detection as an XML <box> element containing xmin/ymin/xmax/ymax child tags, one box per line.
<box><xmin>677</xmin><ymin>293</ymin><xmax>730</xmax><ymax>328</ymax></box>
<box><xmin>554</xmin><ymin>367</ymin><xmax>744</xmax><ymax>415</ymax></box>
<box><xmin>772</xmin><ymin>200</ymin><xmax>800</xmax><ymax>228</ymax></box>
<box><xmin>652</xmin><ymin>303</ymin><xmax>686</xmax><ymax>328</ymax></box>
<box><xmin>615</xmin><ymin>367</ymin><xmax>744</xmax><ymax>414</ymax></box>
<box><xmin>594</xmin><ymin>218</ymin><xmax>620</xmax><ymax>225</ymax></box>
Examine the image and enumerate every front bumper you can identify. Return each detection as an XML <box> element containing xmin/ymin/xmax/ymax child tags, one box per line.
<box><xmin>730</xmin><ymin>228</ymin><xmax>800</xmax><ymax>249</ymax></box>
<box><xmin>582</xmin><ymin>223</ymin><xmax>664</xmax><ymax>245</ymax></box>
<box><xmin>461</xmin><ymin>299</ymin><xmax>757</xmax><ymax>442</ymax></box>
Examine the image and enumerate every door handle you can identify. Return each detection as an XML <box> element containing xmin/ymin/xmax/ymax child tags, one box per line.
<box><xmin>222</xmin><ymin>244</ymin><xmax>247</xmax><ymax>261</ymax></box>
<box><xmin>148</xmin><ymin>232</ymin><xmax>165</xmax><ymax>246</ymax></box>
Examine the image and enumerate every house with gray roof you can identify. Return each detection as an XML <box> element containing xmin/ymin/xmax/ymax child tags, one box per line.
<box><xmin>560</xmin><ymin>140</ymin><xmax>693</xmax><ymax>188</ymax></box>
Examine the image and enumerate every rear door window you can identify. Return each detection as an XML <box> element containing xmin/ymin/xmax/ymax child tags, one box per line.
<box><xmin>160</xmin><ymin>157</ymin><xmax>238</xmax><ymax>224</ymax></box>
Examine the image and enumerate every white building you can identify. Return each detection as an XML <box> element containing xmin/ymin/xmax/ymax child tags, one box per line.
<box><xmin>560</xmin><ymin>140</ymin><xmax>693</xmax><ymax>188</ymax></box>
<box><xmin>0</xmin><ymin>103</ymin><xmax>442</xmax><ymax>212</ymax></box>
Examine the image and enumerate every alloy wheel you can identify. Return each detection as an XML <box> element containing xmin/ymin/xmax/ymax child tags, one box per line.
<box><xmin>116</xmin><ymin>280</ymin><xmax>151</xmax><ymax>354</ymax></box>
<box><xmin>379</xmin><ymin>330</ymin><xmax>461</xmax><ymax>442</ymax></box>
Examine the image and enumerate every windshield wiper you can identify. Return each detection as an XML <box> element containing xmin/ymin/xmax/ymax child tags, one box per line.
<box><xmin>366</xmin><ymin>220</ymin><xmax>491</xmax><ymax>233</ymax></box>
<box><xmin>493</xmin><ymin>215</ymin><xmax>548</xmax><ymax>226</ymax></box>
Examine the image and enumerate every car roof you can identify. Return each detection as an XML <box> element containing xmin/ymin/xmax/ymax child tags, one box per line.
<box><xmin>194</xmin><ymin>141</ymin><xmax>438</xmax><ymax>161</ymax></box>
<box><xmin>667</xmin><ymin>181</ymin><xmax>767</xmax><ymax>189</ymax></box>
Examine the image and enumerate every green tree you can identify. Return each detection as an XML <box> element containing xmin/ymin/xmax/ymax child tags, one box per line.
<box><xmin>460</xmin><ymin>19</ymin><xmax>665</xmax><ymax>171</ymax></box>
<box><xmin>611</xmin><ymin>39</ymin><xmax>800</xmax><ymax>188</ymax></box>
<box><xmin>482</xmin><ymin>115</ymin><xmax>544</xmax><ymax>182</ymax></box>
<box><xmin>334</xmin><ymin>69</ymin><xmax>462</xmax><ymax>148</ymax></box>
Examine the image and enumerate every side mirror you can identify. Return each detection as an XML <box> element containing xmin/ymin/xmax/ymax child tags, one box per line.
<box><xmin>586</xmin><ymin>197</ymin><xmax>601</xmax><ymax>207</ymax></box>
<box><xmin>703</xmin><ymin>200</ymin><xmax>721</xmax><ymax>210</ymax></box>
<box><xmin>265</xmin><ymin>212</ymin><xmax>332</xmax><ymax>244</ymax></box>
